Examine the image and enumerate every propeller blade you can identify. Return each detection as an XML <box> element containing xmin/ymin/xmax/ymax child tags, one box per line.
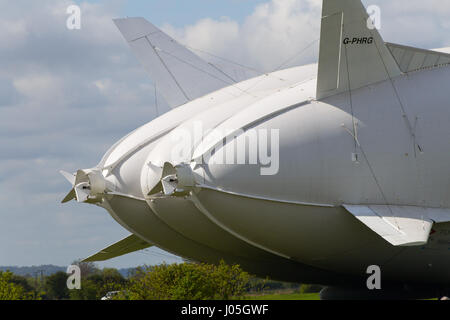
<box><xmin>148</xmin><ymin>180</ymin><xmax>163</xmax><ymax>196</ymax></box>
<box><xmin>161</xmin><ymin>174</ymin><xmax>177</xmax><ymax>195</ymax></box>
<box><xmin>74</xmin><ymin>182</ymin><xmax>90</xmax><ymax>202</ymax></box>
<box><xmin>61</xmin><ymin>189</ymin><xmax>76</xmax><ymax>204</ymax></box>
<box><xmin>60</xmin><ymin>170</ymin><xmax>76</xmax><ymax>186</ymax></box>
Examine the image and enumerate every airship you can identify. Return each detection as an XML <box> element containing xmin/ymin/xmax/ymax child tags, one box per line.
<box><xmin>61</xmin><ymin>0</ymin><xmax>450</xmax><ymax>299</ymax></box>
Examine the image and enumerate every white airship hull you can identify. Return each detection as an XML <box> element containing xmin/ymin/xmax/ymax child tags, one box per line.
<box><xmin>88</xmin><ymin>64</ymin><xmax>450</xmax><ymax>286</ymax></box>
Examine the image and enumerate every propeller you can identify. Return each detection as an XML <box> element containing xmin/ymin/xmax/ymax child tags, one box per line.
<box><xmin>60</xmin><ymin>168</ymin><xmax>114</xmax><ymax>203</ymax></box>
<box><xmin>60</xmin><ymin>171</ymin><xmax>77</xmax><ymax>203</ymax></box>
<box><xmin>161</xmin><ymin>174</ymin><xmax>178</xmax><ymax>196</ymax></box>
<box><xmin>147</xmin><ymin>162</ymin><xmax>196</xmax><ymax>198</ymax></box>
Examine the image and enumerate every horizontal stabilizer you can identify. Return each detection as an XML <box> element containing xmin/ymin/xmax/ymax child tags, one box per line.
<box><xmin>317</xmin><ymin>0</ymin><xmax>401</xmax><ymax>99</ymax></box>
<box><xmin>344</xmin><ymin>205</ymin><xmax>450</xmax><ymax>246</ymax></box>
<box><xmin>114</xmin><ymin>17</ymin><xmax>234</xmax><ymax>108</ymax></box>
<box><xmin>83</xmin><ymin>234</ymin><xmax>152</xmax><ymax>262</ymax></box>
<box><xmin>386</xmin><ymin>43</ymin><xmax>450</xmax><ymax>73</ymax></box>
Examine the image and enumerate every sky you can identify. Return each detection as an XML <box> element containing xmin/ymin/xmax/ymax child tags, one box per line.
<box><xmin>0</xmin><ymin>0</ymin><xmax>449</xmax><ymax>269</ymax></box>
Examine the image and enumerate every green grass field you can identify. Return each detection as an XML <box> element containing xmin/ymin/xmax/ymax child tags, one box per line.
<box><xmin>246</xmin><ymin>292</ymin><xmax>320</xmax><ymax>300</ymax></box>
<box><xmin>246</xmin><ymin>292</ymin><xmax>440</xmax><ymax>300</ymax></box>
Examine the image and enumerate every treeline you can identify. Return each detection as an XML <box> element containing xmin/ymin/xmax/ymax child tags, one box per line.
<box><xmin>0</xmin><ymin>265</ymin><xmax>133</xmax><ymax>278</ymax></box>
<box><xmin>0</xmin><ymin>265</ymin><xmax>67</xmax><ymax>277</ymax></box>
<box><xmin>0</xmin><ymin>261</ymin><xmax>321</xmax><ymax>300</ymax></box>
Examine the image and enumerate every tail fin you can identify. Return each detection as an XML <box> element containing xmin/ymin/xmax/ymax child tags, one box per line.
<box><xmin>114</xmin><ymin>18</ymin><xmax>233</xmax><ymax>108</ymax></box>
<box><xmin>316</xmin><ymin>0</ymin><xmax>402</xmax><ymax>99</ymax></box>
<box><xmin>82</xmin><ymin>234</ymin><xmax>152</xmax><ymax>262</ymax></box>
<box><xmin>386</xmin><ymin>42</ymin><xmax>450</xmax><ymax>73</ymax></box>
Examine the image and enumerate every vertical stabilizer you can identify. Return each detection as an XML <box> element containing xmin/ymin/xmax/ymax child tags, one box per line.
<box><xmin>316</xmin><ymin>0</ymin><xmax>402</xmax><ymax>99</ymax></box>
<box><xmin>114</xmin><ymin>18</ymin><xmax>233</xmax><ymax>108</ymax></box>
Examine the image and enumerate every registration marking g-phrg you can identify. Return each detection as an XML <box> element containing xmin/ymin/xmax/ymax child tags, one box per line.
<box><xmin>343</xmin><ymin>37</ymin><xmax>374</xmax><ymax>45</ymax></box>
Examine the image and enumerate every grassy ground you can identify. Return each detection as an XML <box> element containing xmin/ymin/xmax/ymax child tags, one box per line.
<box><xmin>246</xmin><ymin>291</ymin><xmax>320</xmax><ymax>300</ymax></box>
<box><xmin>246</xmin><ymin>291</ymin><xmax>440</xmax><ymax>300</ymax></box>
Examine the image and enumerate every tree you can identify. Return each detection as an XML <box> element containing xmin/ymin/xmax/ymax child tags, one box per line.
<box><xmin>69</xmin><ymin>280</ymin><xmax>98</xmax><ymax>300</ymax></box>
<box><xmin>0</xmin><ymin>271</ymin><xmax>33</xmax><ymax>300</ymax></box>
<box><xmin>72</xmin><ymin>260</ymin><xmax>99</xmax><ymax>278</ymax></box>
<box><xmin>45</xmin><ymin>272</ymin><xmax>70</xmax><ymax>300</ymax></box>
<box><xmin>70</xmin><ymin>268</ymin><xmax>127</xmax><ymax>300</ymax></box>
<box><xmin>10</xmin><ymin>274</ymin><xmax>35</xmax><ymax>293</ymax></box>
<box><xmin>117</xmin><ymin>261</ymin><xmax>249</xmax><ymax>300</ymax></box>
<box><xmin>212</xmin><ymin>261</ymin><xmax>250</xmax><ymax>300</ymax></box>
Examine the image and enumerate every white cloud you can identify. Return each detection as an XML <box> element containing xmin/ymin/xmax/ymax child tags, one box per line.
<box><xmin>164</xmin><ymin>0</ymin><xmax>321</xmax><ymax>71</ymax></box>
<box><xmin>163</xmin><ymin>0</ymin><xmax>450</xmax><ymax>73</ymax></box>
<box><xmin>14</xmin><ymin>74</ymin><xmax>63</xmax><ymax>104</ymax></box>
<box><xmin>0</xmin><ymin>19</ymin><xmax>28</xmax><ymax>48</ymax></box>
<box><xmin>362</xmin><ymin>0</ymin><xmax>450</xmax><ymax>48</ymax></box>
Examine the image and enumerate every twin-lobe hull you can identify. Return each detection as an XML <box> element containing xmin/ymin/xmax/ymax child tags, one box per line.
<box><xmin>98</xmin><ymin>64</ymin><xmax>450</xmax><ymax>286</ymax></box>
<box><xmin>100</xmin><ymin>194</ymin><xmax>347</xmax><ymax>284</ymax></box>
